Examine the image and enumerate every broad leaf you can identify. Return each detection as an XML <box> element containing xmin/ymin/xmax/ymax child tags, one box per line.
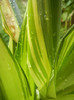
<box><xmin>0</xmin><ymin>35</ymin><xmax>31</xmax><ymax>100</ymax></box>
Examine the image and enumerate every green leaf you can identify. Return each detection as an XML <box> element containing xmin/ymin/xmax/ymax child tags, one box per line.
<box><xmin>56</xmin><ymin>25</ymin><xmax>74</xmax><ymax>93</ymax></box>
<box><xmin>27</xmin><ymin>0</ymin><xmax>61</xmax><ymax>98</ymax></box>
<box><xmin>15</xmin><ymin>8</ymin><xmax>35</xmax><ymax>100</ymax></box>
<box><xmin>57</xmin><ymin>84</ymin><xmax>74</xmax><ymax>96</ymax></box>
<box><xmin>44</xmin><ymin>94</ymin><xmax>74</xmax><ymax>100</ymax></box>
<box><xmin>0</xmin><ymin>35</ymin><xmax>31</xmax><ymax>100</ymax></box>
<box><xmin>56</xmin><ymin>51</ymin><xmax>74</xmax><ymax>92</ymax></box>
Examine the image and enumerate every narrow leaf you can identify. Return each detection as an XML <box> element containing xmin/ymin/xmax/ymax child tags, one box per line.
<box><xmin>15</xmin><ymin>8</ymin><xmax>35</xmax><ymax>100</ymax></box>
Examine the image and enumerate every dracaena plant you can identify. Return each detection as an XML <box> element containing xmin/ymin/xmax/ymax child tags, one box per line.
<box><xmin>0</xmin><ymin>0</ymin><xmax>74</xmax><ymax>100</ymax></box>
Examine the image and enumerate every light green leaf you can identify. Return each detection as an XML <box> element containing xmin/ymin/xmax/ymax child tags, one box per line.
<box><xmin>0</xmin><ymin>35</ymin><xmax>31</xmax><ymax>100</ymax></box>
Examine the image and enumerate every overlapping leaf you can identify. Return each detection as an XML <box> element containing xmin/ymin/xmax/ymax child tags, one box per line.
<box><xmin>0</xmin><ymin>0</ymin><xmax>74</xmax><ymax>100</ymax></box>
<box><xmin>56</xmin><ymin>25</ymin><xmax>74</xmax><ymax>93</ymax></box>
<box><xmin>15</xmin><ymin>8</ymin><xmax>35</xmax><ymax>100</ymax></box>
<box><xmin>27</xmin><ymin>0</ymin><xmax>61</xmax><ymax>98</ymax></box>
